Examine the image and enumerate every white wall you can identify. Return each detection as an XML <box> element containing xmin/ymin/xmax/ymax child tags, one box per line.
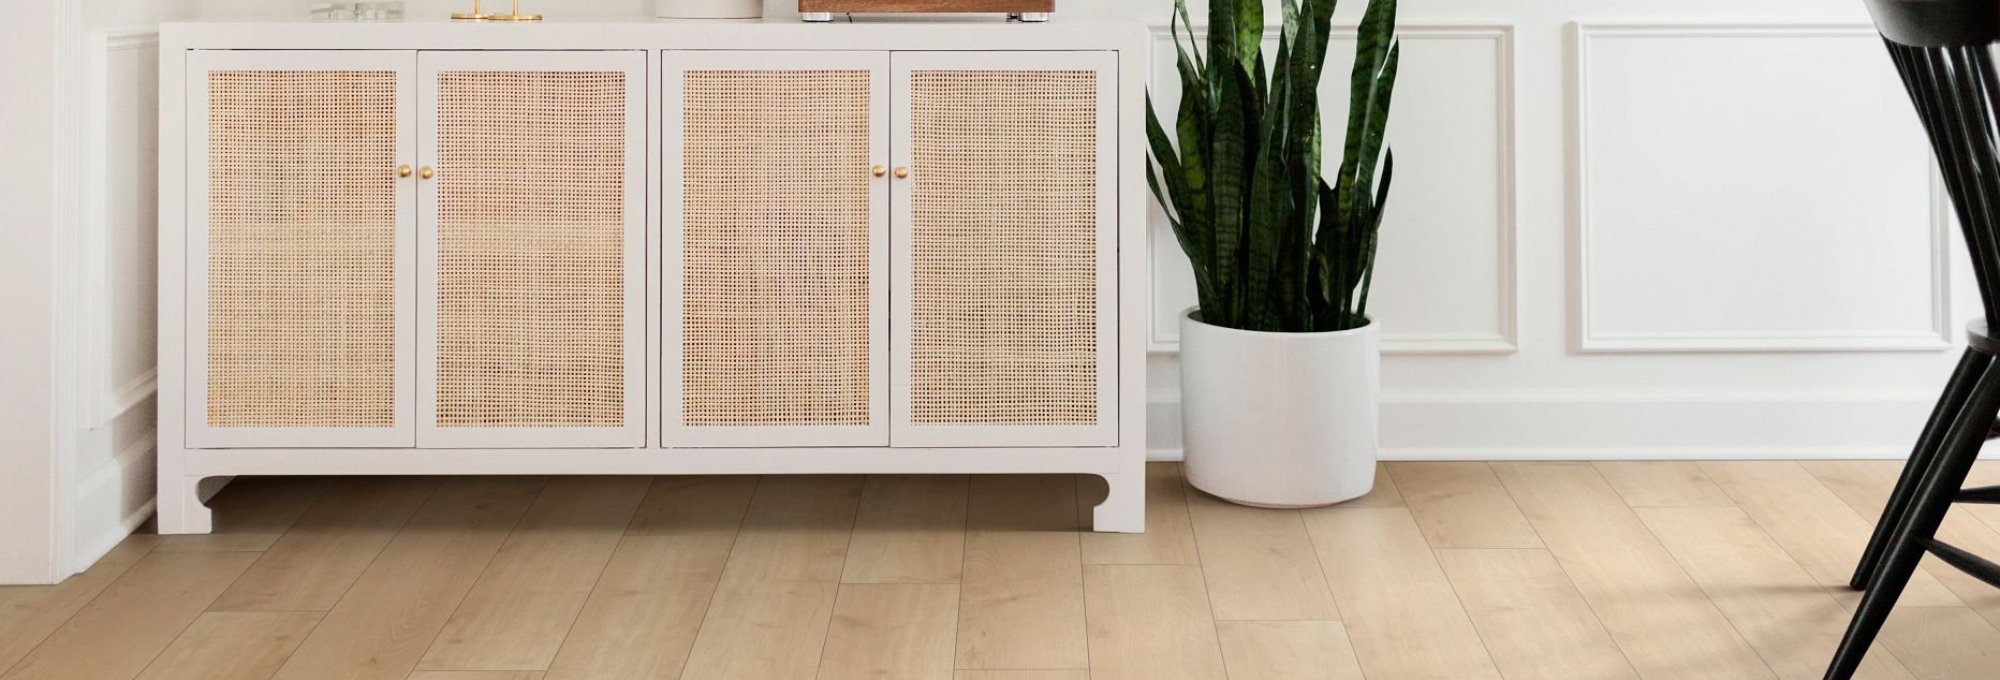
<box><xmin>40</xmin><ymin>0</ymin><xmax>1955</xmax><ymax>580</ymax></box>
<box><xmin>1139</xmin><ymin>2</ymin><xmax>1966</xmax><ymax>461</ymax></box>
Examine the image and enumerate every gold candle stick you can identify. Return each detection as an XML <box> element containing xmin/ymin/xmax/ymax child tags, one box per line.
<box><xmin>450</xmin><ymin>0</ymin><xmax>492</xmax><ymax>20</ymax></box>
<box><xmin>489</xmin><ymin>0</ymin><xmax>542</xmax><ymax>21</ymax></box>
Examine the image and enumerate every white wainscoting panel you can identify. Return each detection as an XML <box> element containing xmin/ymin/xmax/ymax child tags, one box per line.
<box><xmin>1147</xmin><ymin>23</ymin><xmax>1517</xmax><ymax>354</ymax></box>
<box><xmin>1573</xmin><ymin>22</ymin><xmax>1949</xmax><ymax>353</ymax></box>
<box><xmin>95</xmin><ymin>33</ymin><xmax>161</xmax><ymax>426</ymax></box>
<box><xmin>72</xmin><ymin>28</ymin><xmax>163</xmax><ymax>575</ymax></box>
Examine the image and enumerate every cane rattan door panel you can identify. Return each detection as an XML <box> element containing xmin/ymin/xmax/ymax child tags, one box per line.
<box><xmin>663</xmin><ymin>51</ymin><xmax>890</xmax><ymax>447</ymax></box>
<box><xmin>891</xmin><ymin>52</ymin><xmax>1117</xmax><ymax>448</ymax></box>
<box><xmin>187</xmin><ymin>50</ymin><xmax>417</xmax><ymax>448</ymax></box>
<box><xmin>417</xmin><ymin>51</ymin><xmax>647</xmax><ymax>448</ymax></box>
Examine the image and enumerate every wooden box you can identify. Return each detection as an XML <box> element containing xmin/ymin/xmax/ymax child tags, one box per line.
<box><xmin>797</xmin><ymin>0</ymin><xmax>1055</xmax><ymax>15</ymax></box>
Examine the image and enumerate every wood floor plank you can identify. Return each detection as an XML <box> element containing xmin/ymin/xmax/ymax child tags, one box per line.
<box><xmin>211</xmin><ymin>477</ymin><xmax>440</xmax><ymax>612</ymax></box>
<box><xmin>1637</xmin><ymin>506</ymin><xmax>1915</xmax><ymax>680</ymax></box>
<box><xmin>1341</xmin><ymin>466</ymin><xmax>1406</xmax><ymax>509</ymax></box>
<box><xmin>1594</xmin><ymin>461</ymin><xmax>1736</xmax><ymax>509</ymax></box>
<box><xmin>0</xmin><ymin>534</ymin><xmax>160</xmax><ymax>673</ymax></box>
<box><xmin>132</xmin><ymin>611</ymin><xmax>321</xmax><ymax>680</ymax></box>
<box><xmin>953</xmin><ymin>673</ymin><xmax>1088</xmax><ymax>680</ymax></box>
<box><xmin>816</xmin><ymin>584</ymin><xmax>958</xmax><ymax>680</ymax></box>
<box><xmin>1494</xmin><ymin>462</ymin><xmax>1776</xmax><ymax>679</ymax></box>
<box><xmin>157</xmin><ymin>478</ymin><xmax>331</xmax><ymax>553</ymax></box>
<box><xmin>1877</xmin><ymin>606</ymin><xmax>2000</xmax><ymax>680</ymax></box>
<box><xmin>2</xmin><ymin>551</ymin><xmax>259</xmax><ymax>680</ymax></box>
<box><xmin>269</xmin><ymin>477</ymin><xmax>546</xmax><ymax>680</ymax></box>
<box><xmin>544</xmin><ymin>476</ymin><xmax>756</xmax><ymax>680</ymax></box>
<box><xmin>1300</xmin><ymin>508</ymin><xmax>1501</xmax><ymax>680</ymax></box>
<box><xmin>1435</xmin><ymin>549</ymin><xmax>1637</xmax><ymax>680</ymax></box>
<box><xmin>677</xmin><ymin>476</ymin><xmax>862</xmax><ymax>680</ymax></box>
<box><xmin>1803</xmin><ymin>460</ymin><xmax>2000</xmax><ymax>630</ymax></box>
<box><xmin>1960</xmin><ymin>463</ymin><xmax>2000</xmax><ymax>535</ymax></box>
<box><xmin>1213</xmin><ymin>621</ymin><xmax>1365</xmax><ymax>680</ymax></box>
<box><xmin>419</xmin><ymin>477</ymin><xmax>650</xmax><ymax>672</ymax></box>
<box><xmin>955</xmin><ymin>475</ymin><xmax>1088</xmax><ymax>671</ymax></box>
<box><xmin>1700</xmin><ymin>461</ymin><xmax>1960</xmax><ymax>607</ymax></box>
<box><xmin>1080</xmin><ymin>463</ymin><xmax>1199</xmax><ymax>566</ymax></box>
<box><xmin>408</xmin><ymin>673</ymin><xmax>544</xmax><ymax>680</ymax></box>
<box><xmin>1081</xmin><ymin>564</ymin><xmax>1227</xmax><ymax>680</ymax></box>
<box><xmin>1182</xmin><ymin>487</ymin><xmax>1338</xmax><ymax>621</ymax></box>
<box><xmin>841</xmin><ymin>476</ymin><xmax>968</xmax><ymax>584</ymax></box>
<box><xmin>1387</xmin><ymin>462</ymin><xmax>1542</xmax><ymax>549</ymax></box>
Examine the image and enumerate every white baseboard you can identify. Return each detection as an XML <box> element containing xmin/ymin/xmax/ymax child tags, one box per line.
<box><xmin>1147</xmin><ymin>390</ymin><xmax>1947</xmax><ymax>461</ymax></box>
<box><xmin>70</xmin><ymin>431</ymin><xmax>156</xmax><ymax>574</ymax></box>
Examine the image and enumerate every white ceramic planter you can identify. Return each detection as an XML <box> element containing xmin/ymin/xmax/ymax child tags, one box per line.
<box><xmin>656</xmin><ymin>0</ymin><xmax>763</xmax><ymax>19</ymax></box>
<box><xmin>1180</xmin><ymin>309</ymin><xmax>1379</xmax><ymax>508</ymax></box>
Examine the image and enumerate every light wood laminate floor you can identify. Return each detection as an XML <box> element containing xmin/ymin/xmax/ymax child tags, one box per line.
<box><xmin>7</xmin><ymin>461</ymin><xmax>2000</xmax><ymax>680</ymax></box>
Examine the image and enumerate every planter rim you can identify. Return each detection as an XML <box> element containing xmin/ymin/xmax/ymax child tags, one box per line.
<box><xmin>1182</xmin><ymin>307</ymin><xmax>1376</xmax><ymax>339</ymax></box>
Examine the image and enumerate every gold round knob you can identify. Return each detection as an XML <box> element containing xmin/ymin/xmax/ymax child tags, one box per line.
<box><xmin>894</xmin><ymin>166</ymin><xmax>910</xmax><ymax>179</ymax></box>
<box><xmin>419</xmin><ymin>166</ymin><xmax>435</xmax><ymax>180</ymax></box>
<box><xmin>397</xmin><ymin>164</ymin><xmax>413</xmax><ymax>178</ymax></box>
<box><xmin>871</xmin><ymin>165</ymin><xmax>887</xmax><ymax>178</ymax></box>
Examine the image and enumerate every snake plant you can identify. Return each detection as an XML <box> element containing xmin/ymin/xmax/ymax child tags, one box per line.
<box><xmin>1147</xmin><ymin>0</ymin><xmax>1399</xmax><ymax>332</ymax></box>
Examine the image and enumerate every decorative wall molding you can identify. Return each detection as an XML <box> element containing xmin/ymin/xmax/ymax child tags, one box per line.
<box><xmin>87</xmin><ymin>29</ymin><xmax>162</xmax><ymax>429</ymax></box>
<box><xmin>98</xmin><ymin>369</ymin><xmax>158</xmax><ymax>429</ymax></box>
<box><xmin>65</xmin><ymin>27</ymin><xmax>163</xmax><ymax>579</ymax></box>
<box><xmin>1569</xmin><ymin>21</ymin><xmax>1953</xmax><ymax>354</ymax></box>
<box><xmin>1144</xmin><ymin>22</ymin><xmax>1519</xmax><ymax>355</ymax></box>
<box><xmin>1148</xmin><ymin>388</ymin><xmax>1945</xmax><ymax>461</ymax></box>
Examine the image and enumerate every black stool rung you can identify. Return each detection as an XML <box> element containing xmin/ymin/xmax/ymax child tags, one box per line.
<box><xmin>1956</xmin><ymin>484</ymin><xmax>2000</xmax><ymax>504</ymax></box>
<box><xmin>1924</xmin><ymin>538</ymin><xmax>2000</xmax><ymax>589</ymax></box>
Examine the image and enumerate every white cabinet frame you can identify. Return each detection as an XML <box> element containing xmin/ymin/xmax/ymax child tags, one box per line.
<box><xmin>184</xmin><ymin>49</ymin><xmax>418</xmax><ymax>449</ymax></box>
<box><xmin>157</xmin><ymin>23</ymin><xmax>1152</xmax><ymax>537</ymax></box>
<box><xmin>889</xmin><ymin>50</ymin><xmax>1120</xmax><ymax>448</ymax></box>
<box><xmin>414</xmin><ymin>50</ymin><xmax>650</xmax><ymax>449</ymax></box>
<box><xmin>660</xmin><ymin>50</ymin><xmax>891</xmax><ymax>448</ymax></box>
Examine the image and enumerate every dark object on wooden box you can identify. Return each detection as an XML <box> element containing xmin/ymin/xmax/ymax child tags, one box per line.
<box><xmin>798</xmin><ymin>0</ymin><xmax>1054</xmax><ymax>22</ymax></box>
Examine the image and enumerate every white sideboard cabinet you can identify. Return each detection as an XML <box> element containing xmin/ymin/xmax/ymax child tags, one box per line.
<box><xmin>158</xmin><ymin>20</ymin><xmax>1150</xmax><ymax>535</ymax></box>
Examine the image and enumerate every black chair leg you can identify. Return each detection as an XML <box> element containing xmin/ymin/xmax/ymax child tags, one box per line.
<box><xmin>1852</xmin><ymin>348</ymin><xmax>1986</xmax><ymax>589</ymax></box>
<box><xmin>1826</xmin><ymin>357</ymin><xmax>2000</xmax><ymax>680</ymax></box>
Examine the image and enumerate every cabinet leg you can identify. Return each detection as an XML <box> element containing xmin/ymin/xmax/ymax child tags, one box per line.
<box><xmin>1090</xmin><ymin>470</ymin><xmax>1146</xmax><ymax>533</ymax></box>
<box><xmin>155</xmin><ymin>476</ymin><xmax>214</xmax><ymax>535</ymax></box>
<box><xmin>801</xmin><ymin>12</ymin><xmax>833</xmax><ymax>22</ymax></box>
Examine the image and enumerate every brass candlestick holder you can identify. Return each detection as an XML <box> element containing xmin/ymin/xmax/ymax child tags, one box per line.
<box><xmin>488</xmin><ymin>0</ymin><xmax>542</xmax><ymax>21</ymax></box>
<box><xmin>450</xmin><ymin>0</ymin><xmax>492</xmax><ymax>20</ymax></box>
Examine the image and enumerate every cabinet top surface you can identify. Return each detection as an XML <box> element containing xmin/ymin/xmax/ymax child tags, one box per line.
<box><xmin>160</xmin><ymin>17</ymin><xmax>1149</xmax><ymax>50</ymax></box>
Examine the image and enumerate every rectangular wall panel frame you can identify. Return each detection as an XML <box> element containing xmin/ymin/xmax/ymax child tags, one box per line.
<box><xmin>185</xmin><ymin>49</ymin><xmax>418</xmax><ymax>449</ymax></box>
<box><xmin>1142</xmin><ymin>23</ymin><xmax>1521</xmax><ymax>356</ymax></box>
<box><xmin>1568</xmin><ymin>21</ymin><xmax>1954</xmax><ymax>354</ymax></box>
<box><xmin>415</xmin><ymin>50</ymin><xmax>649</xmax><ymax>448</ymax></box>
<box><xmin>661</xmin><ymin>50</ymin><xmax>892</xmax><ymax>448</ymax></box>
<box><xmin>889</xmin><ymin>50</ymin><xmax>1119</xmax><ymax>448</ymax></box>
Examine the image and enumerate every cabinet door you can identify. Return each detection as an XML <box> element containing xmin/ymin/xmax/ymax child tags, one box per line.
<box><xmin>891</xmin><ymin>51</ymin><xmax>1118</xmax><ymax>448</ymax></box>
<box><xmin>416</xmin><ymin>51</ymin><xmax>647</xmax><ymax>448</ymax></box>
<box><xmin>663</xmin><ymin>51</ymin><xmax>891</xmax><ymax>447</ymax></box>
<box><xmin>187</xmin><ymin>50</ymin><xmax>417</xmax><ymax>449</ymax></box>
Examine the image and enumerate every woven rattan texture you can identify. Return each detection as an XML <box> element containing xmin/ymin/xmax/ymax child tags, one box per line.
<box><xmin>434</xmin><ymin>71</ymin><xmax>627</xmax><ymax>427</ymax></box>
<box><xmin>206</xmin><ymin>70</ymin><xmax>400</xmax><ymax>427</ymax></box>
<box><xmin>908</xmin><ymin>70</ymin><xmax>1099</xmax><ymax>425</ymax></box>
<box><xmin>681</xmin><ymin>70</ymin><xmax>875</xmax><ymax>427</ymax></box>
